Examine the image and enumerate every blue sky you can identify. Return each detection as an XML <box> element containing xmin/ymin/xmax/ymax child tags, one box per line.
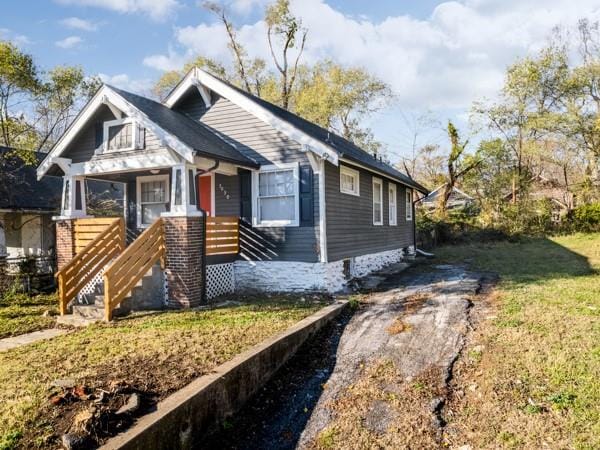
<box><xmin>3</xmin><ymin>0</ymin><xmax>600</xmax><ymax>164</ymax></box>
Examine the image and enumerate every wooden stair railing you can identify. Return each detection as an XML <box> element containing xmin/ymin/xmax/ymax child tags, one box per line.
<box><xmin>206</xmin><ymin>216</ymin><xmax>240</xmax><ymax>255</ymax></box>
<box><xmin>103</xmin><ymin>218</ymin><xmax>166</xmax><ymax>321</ymax></box>
<box><xmin>56</xmin><ymin>218</ymin><xmax>125</xmax><ymax>315</ymax></box>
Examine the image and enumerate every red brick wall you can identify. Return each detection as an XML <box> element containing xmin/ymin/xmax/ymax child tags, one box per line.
<box><xmin>55</xmin><ymin>220</ymin><xmax>75</xmax><ymax>270</ymax></box>
<box><xmin>163</xmin><ymin>215</ymin><xmax>205</xmax><ymax>308</ymax></box>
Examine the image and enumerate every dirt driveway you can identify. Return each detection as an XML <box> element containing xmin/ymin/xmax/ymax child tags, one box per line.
<box><xmin>200</xmin><ymin>262</ymin><xmax>485</xmax><ymax>449</ymax></box>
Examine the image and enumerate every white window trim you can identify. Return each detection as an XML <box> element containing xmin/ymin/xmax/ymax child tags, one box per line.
<box><xmin>252</xmin><ymin>162</ymin><xmax>300</xmax><ymax>227</ymax></box>
<box><xmin>406</xmin><ymin>188</ymin><xmax>413</xmax><ymax>221</ymax></box>
<box><xmin>340</xmin><ymin>165</ymin><xmax>360</xmax><ymax>196</ymax></box>
<box><xmin>136</xmin><ymin>174</ymin><xmax>169</xmax><ymax>229</ymax></box>
<box><xmin>103</xmin><ymin>117</ymin><xmax>137</xmax><ymax>153</ymax></box>
<box><xmin>373</xmin><ymin>177</ymin><xmax>383</xmax><ymax>226</ymax></box>
<box><xmin>389</xmin><ymin>183</ymin><xmax>397</xmax><ymax>226</ymax></box>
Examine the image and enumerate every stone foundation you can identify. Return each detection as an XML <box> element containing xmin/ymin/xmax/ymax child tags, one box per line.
<box><xmin>163</xmin><ymin>215</ymin><xmax>205</xmax><ymax>307</ymax></box>
<box><xmin>234</xmin><ymin>247</ymin><xmax>405</xmax><ymax>293</ymax></box>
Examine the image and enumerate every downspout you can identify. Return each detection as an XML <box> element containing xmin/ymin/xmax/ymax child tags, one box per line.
<box><xmin>195</xmin><ymin>159</ymin><xmax>219</xmax><ymax>304</ymax></box>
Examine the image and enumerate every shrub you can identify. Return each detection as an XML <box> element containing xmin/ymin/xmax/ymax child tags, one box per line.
<box><xmin>571</xmin><ymin>203</ymin><xmax>600</xmax><ymax>232</ymax></box>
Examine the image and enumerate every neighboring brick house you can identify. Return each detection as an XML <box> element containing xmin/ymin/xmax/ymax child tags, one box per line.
<box><xmin>37</xmin><ymin>67</ymin><xmax>428</xmax><ymax>318</ymax></box>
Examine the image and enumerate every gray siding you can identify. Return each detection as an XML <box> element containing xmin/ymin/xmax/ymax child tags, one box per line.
<box><xmin>214</xmin><ymin>173</ymin><xmax>240</xmax><ymax>217</ymax></box>
<box><xmin>62</xmin><ymin>105</ymin><xmax>164</xmax><ymax>163</ymax></box>
<box><xmin>325</xmin><ymin>162</ymin><xmax>414</xmax><ymax>262</ymax></box>
<box><xmin>177</xmin><ymin>90</ymin><xmax>320</xmax><ymax>263</ymax></box>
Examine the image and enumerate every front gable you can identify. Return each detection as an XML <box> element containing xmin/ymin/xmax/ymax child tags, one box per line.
<box><xmin>165</xmin><ymin>68</ymin><xmax>339</xmax><ymax>167</ymax></box>
<box><xmin>37</xmin><ymin>86</ymin><xmax>196</xmax><ymax>180</ymax></box>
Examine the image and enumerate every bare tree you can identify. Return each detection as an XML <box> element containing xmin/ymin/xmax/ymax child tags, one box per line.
<box><xmin>265</xmin><ymin>0</ymin><xmax>307</xmax><ymax>109</ymax></box>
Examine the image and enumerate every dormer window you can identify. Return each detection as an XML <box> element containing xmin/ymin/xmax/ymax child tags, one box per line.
<box><xmin>103</xmin><ymin>118</ymin><xmax>144</xmax><ymax>152</ymax></box>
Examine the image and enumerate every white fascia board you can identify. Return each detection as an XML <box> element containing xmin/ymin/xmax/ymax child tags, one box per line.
<box><xmin>37</xmin><ymin>85</ymin><xmax>196</xmax><ymax>180</ymax></box>
<box><xmin>104</xmin><ymin>88</ymin><xmax>195</xmax><ymax>163</ymax></box>
<box><xmin>164</xmin><ymin>70</ymin><xmax>195</xmax><ymax>108</ymax></box>
<box><xmin>37</xmin><ymin>85</ymin><xmax>108</xmax><ymax>180</ymax></box>
<box><xmin>339</xmin><ymin>157</ymin><xmax>425</xmax><ymax>193</ymax></box>
<box><xmin>164</xmin><ymin>68</ymin><xmax>339</xmax><ymax>165</ymax></box>
<box><xmin>70</xmin><ymin>150</ymin><xmax>182</xmax><ymax>176</ymax></box>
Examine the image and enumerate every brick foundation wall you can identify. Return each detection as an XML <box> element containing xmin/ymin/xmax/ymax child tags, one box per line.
<box><xmin>163</xmin><ymin>215</ymin><xmax>205</xmax><ymax>308</ymax></box>
<box><xmin>55</xmin><ymin>220</ymin><xmax>75</xmax><ymax>270</ymax></box>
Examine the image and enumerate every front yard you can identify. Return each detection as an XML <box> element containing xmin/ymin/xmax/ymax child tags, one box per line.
<box><xmin>0</xmin><ymin>295</ymin><xmax>328</xmax><ymax>449</ymax></box>
<box><xmin>0</xmin><ymin>293</ymin><xmax>58</xmax><ymax>339</ymax></box>
<box><xmin>437</xmin><ymin>234</ymin><xmax>600</xmax><ymax>449</ymax></box>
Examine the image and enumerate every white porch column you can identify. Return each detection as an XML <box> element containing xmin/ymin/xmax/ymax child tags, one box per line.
<box><xmin>167</xmin><ymin>164</ymin><xmax>202</xmax><ymax>217</ymax></box>
<box><xmin>60</xmin><ymin>175</ymin><xmax>87</xmax><ymax>218</ymax></box>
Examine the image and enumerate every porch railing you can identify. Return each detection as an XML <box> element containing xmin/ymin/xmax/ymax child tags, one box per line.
<box><xmin>103</xmin><ymin>218</ymin><xmax>165</xmax><ymax>321</ymax></box>
<box><xmin>56</xmin><ymin>218</ymin><xmax>125</xmax><ymax>315</ymax></box>
<box><xmin>206</xmin><ymin>216</ymin><xmax>240</xmax><ymax>256</ymax></box>
<box><xmin>74</xmin><ymin>217</ymin><xmax>122</xmax><ymax>253</ymax></box>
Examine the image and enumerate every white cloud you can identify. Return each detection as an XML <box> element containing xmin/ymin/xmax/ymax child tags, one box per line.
<box><xmin>55</xmin><ymin>0</ymin><xmax>180</xmax><ymax>21</ymax></box>
<box><xmin>143</xmin><ymin>49</ymin><xmax>187</xmax><ymax>71</ymax></box>
<box><xmin>98</xmin><ymin>73</ymin><xmax>154</xmax><ymax>95</ymax></box>
<box><xmin>0</xmin><ymin>28</ymin><xmax>32</xmax><ymax>46</ymax></box>
<box><xmin>60</xmin><ymin>17</ymin><xmax>99</xmax><ymax>31</ymax></box>
<box><xmin>144</xmin><ymin>0</ymin><xmax>600</xmax><ymax>111</ymax></box>
<box><xmin>55</xmin><ymin>35</ymin><xmax>83</xmax><ymax>49</ymax></box>
<box><xmin>230</xmin><ymin>0</ymin><xmax>272</xmax><ymax>15</ymax></box>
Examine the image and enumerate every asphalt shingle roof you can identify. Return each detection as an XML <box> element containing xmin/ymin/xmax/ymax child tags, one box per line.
<box><xmin>210</xmin><ymin>77</ymin><xmax>429</xmax><ymax>193</ymax></box>
<box><xmin>108</xmin><ymin>86</ymin><xmax>259</xmax><ymax>168</ymax></box>
<box><xmin>0</xmin><ymin>147</ymin><xmax>62</xmax><ymax>211</ymax></box>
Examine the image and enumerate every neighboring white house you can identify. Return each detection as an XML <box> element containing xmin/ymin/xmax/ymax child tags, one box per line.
<box><xmin>0</xmin><ymin>147</ymin><xmax>62</xmax><ymax>258</ymax></box>
<box><xmin>420</xmin><ymin>184</ymin><xmax>475</xmax><ymax>212</ymax></box>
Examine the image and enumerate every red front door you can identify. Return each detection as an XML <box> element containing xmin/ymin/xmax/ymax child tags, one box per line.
<box><xmin>198</xmin><ymin>175</ymin><xmax>213</xmax><ymax>216</ymax></box>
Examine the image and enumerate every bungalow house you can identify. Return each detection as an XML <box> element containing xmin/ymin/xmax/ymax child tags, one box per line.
<box><xmin>37</xmin><ymin>67</ymin><xmax>428</xmax><ymax>320</ymax></box>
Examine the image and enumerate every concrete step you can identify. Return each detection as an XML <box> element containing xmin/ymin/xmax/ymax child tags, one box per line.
<box><xmin>72</xmin><ymin>304</ymin><xmax>104</xmax><ymax>320</ymax></box>
<box><xmin>56</xmin><ymin>314</ymin><xmax>99</xmax><ymax>327</ymax></box>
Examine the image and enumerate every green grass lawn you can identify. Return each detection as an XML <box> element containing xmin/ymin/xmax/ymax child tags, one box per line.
<box><xmin>436</xmin><ymin>234</ymin><xmax>600</xmax><ymax>449</ymax></box>
<box><xmin>0</xmin><ymin>293</ymin><xmax>58</xmax><ymax>339</ymax></box>
<box><xmin>0</xmin><ymin>296</ymin><xmax>326</xmax><ymax>449</ymax></box>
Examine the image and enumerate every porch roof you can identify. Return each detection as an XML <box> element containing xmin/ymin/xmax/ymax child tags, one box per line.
<box><xmin>108</xmin><ymin>86</ymin><xmax>260</xmax><ymax>169</ymax></box>
<box><xmin>0</xmin><ymin>147</ymin><xmax>62</xmax><ymax>212</ymax></box>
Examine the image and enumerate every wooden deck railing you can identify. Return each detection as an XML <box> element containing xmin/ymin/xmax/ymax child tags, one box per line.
<box><xmin>103</xmin><ymin>218</ymin><xmax>165</xmax><ymax>321</ymax></box>
<box><xmin>206</xmin><ymin>216</ymin><xmax>240</xmax><ymax>255</ymax></box>
<box><xmin>74</xmin><ymin>217</ymin><xmax>121</xmax><ymax>253</ymax></box>
<box><xmin>56</xmin><ymin>218</ymin><xmax>125</xmax><ymax>315</ymax></box>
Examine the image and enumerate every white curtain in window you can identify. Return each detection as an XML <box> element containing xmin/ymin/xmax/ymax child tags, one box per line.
<box><xmin>258</xmin><ymin>169</ymin><xmax>295</xmax><ymax>222</ymax></box>
<box><xmin>373</xmin><ymin>179</ymin><xmax>383</xmax><ymax>224</ymax></box>
<box><xmin>140</xmin><ymin>180</ymin><xmax>167</xmax><ymax>225</ymax></box>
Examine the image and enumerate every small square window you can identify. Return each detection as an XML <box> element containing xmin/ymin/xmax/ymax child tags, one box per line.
<box><xmin>340</xmin><ymin>165</ymin><xmax>360</xmax><ymax>196</ymax></box>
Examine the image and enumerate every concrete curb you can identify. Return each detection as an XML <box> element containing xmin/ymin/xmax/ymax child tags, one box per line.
<box><xmin>101</xmin><ymin>300</ymin><xmax>348</xmax><ymax>450</ymax></box>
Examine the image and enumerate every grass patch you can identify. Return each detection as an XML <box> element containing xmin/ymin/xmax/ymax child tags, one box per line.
<box><xmin>309</xmin><ymin>360</ymin><xmax>445</xmax><ymax>449</ymax></box>
<box><xmin>0</xmin><ymin>293</ymin><xmax>58</xmax><ymax>339</ymax></box>
<box><xmin>386</xmin><ymin>317</ymin><xmax>411</xmax><ymax>335</ymax></box>
<box><xmin>0</xmin><ymin>296</ymin><xmax>327</xmax><ymax>448</ymax></box>
<box><xmin>437</xmin><ymin>233</ymin><xmax>600</xmax><ymax>449</ymax></box>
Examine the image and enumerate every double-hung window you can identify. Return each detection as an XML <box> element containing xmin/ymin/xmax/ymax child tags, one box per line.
<box><xmin>253</xmin><ymin>163</ymin><xmax>299</xmax><ymax>227</ymax></box>
<box><xmin>137</xmin><ymin>175</ymin><xmax>169</xmax><ymax>228</ymax></box>
<box><xmin>389</xmin><ymin>184</ymin><xmax>397</xmax><ymax>226</ymax></box>
<box><xmin>373</xmin><ymin>177</ymin><xmax>383</xmax><ymax>225</ymax></box>
<box><xmin>406</xmin><ymin>188</ymin><xmax>413</xmax><ymax>221</ymax></box>
<box><xmin>103</xmin><ymin>118</ymin><xmax>143</xmax><ymax>152</ymax></box>
<box><xmin>340</xmin><ymin>165</ymin><xmax>360</xmax><ymax>196</ymax></box>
